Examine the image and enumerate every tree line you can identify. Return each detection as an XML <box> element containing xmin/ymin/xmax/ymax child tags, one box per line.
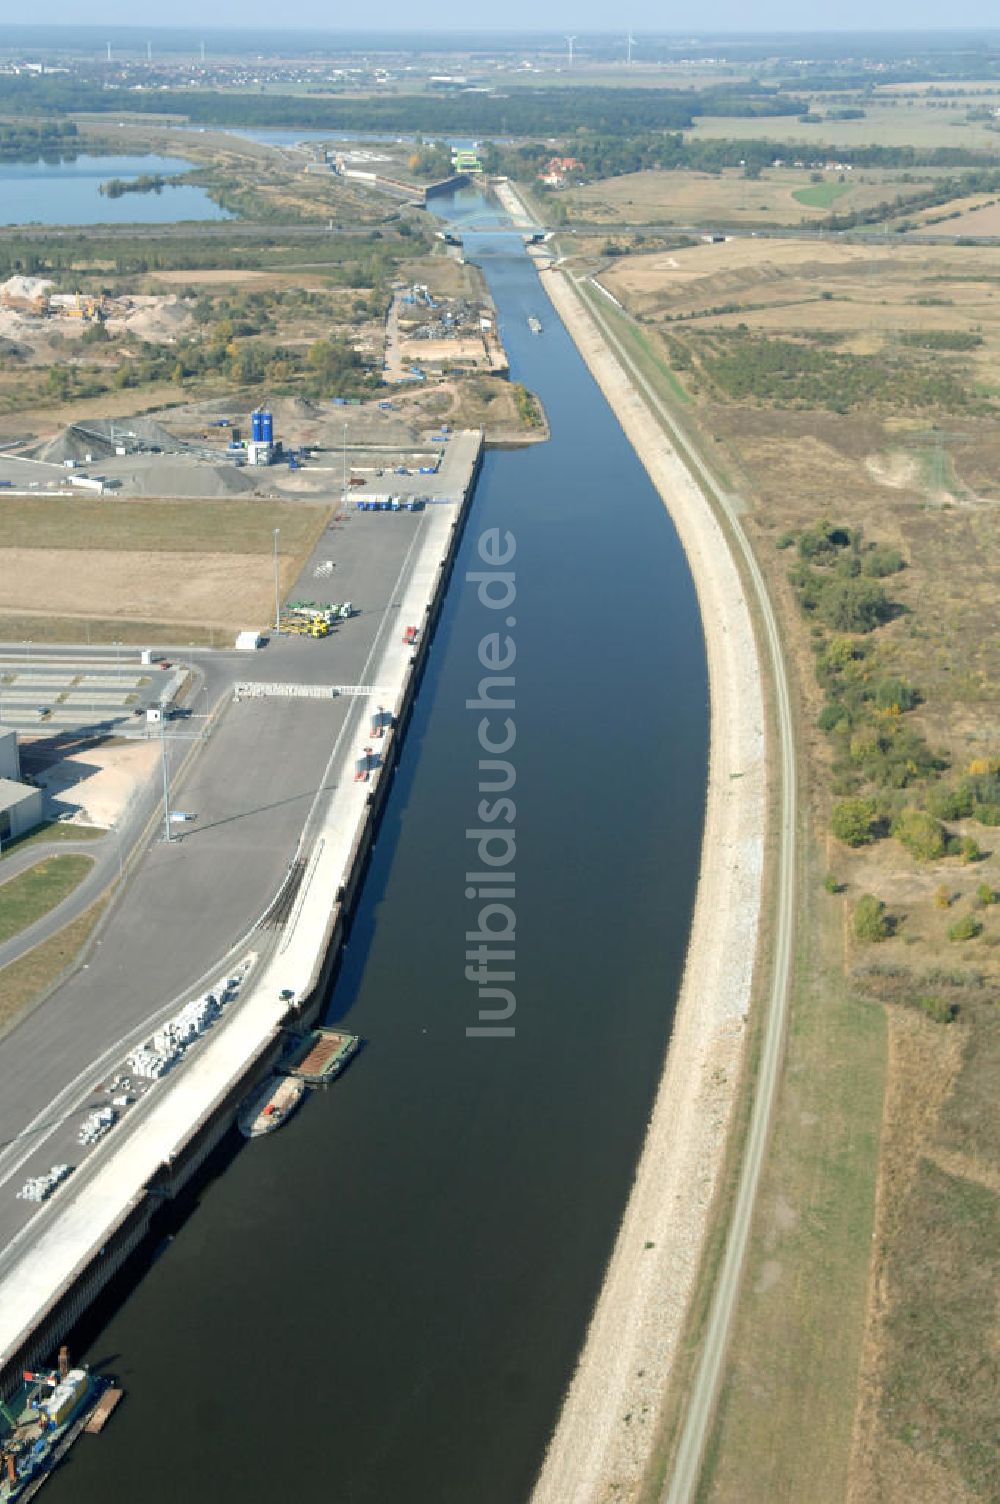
<box><xmin>0</xmin><ymin>119</ymin><xmax>79</xmax><ymax>161</ymax></box>
<box><xmin>0</xmin><ymin>78</ymin><xmax>805</xmax><ymax>138</ymax></box>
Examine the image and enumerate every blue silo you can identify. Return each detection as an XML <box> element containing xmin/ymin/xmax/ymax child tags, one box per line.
<box><xmin>251</xmin><ymin>409</ymin><xmax>263</xmax><ymax>443</ymax></box>
<box><xmin>261</xmin><ymin>410</ymin><xmax>274</xmax><ymax>445</ymax></box>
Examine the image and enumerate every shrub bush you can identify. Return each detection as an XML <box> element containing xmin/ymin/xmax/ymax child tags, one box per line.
<box><xmin>873</xmin><ymin>676</ymin><xmax>919</xmax><ymax>713</ymax></box>
<box><xmin>832</xmin><ymin>797</ymin><xmax>877</xmax><ymax>846</ymax></box>
<box><xmin>917</xmin><ymin>994</ymin><xmax>957</xmax><ymax>1023</ymax></box>
<box><xmin>926</xmin><ymin>784</ymin><xmax>975</xmax><ymax>821</ymax></box>
<box><xmin>893</xmin><ymin>808</ymin><xmax>947</xmax><ymax>861</ymax></box>
<box><xmin>947</xmin><ymin>912</ymin><xmax>982</xmax><ymax>941</ymax></box>
<box><xmin>855</xmin><ymin>894</ymin><xmax>889</xmax><ymax>942</ymax></box>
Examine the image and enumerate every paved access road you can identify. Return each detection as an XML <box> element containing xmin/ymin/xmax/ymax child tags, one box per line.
<box><xmin>0</xmin><ymin>504</ymin><xmax>431</xmax><ymax>1242</ymax></box>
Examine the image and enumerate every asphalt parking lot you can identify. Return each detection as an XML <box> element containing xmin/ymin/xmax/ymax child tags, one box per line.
<box><xmin>0</xmin><ymin>501</ymin><xmax>433</xmax><ymax>1239</ymax></box>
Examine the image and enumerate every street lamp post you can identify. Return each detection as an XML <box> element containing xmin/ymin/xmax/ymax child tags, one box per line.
<box><xmin>273</xmin><ymin>527</ymin><xmax>281</xmax><ymax>634</ymax></box>
<box><xmin>343</xmin><ymin>423</ymin><xmax>348</xmax><ymax>498</ymax></box>
<box><xmin>159</xmin><ymin>714</ymin><xmax>172</xmax><ymax>844</ymax></box>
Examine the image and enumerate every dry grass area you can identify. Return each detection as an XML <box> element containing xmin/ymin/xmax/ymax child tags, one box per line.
<box><xmin>920</xmin><ymin>199</ymin><xmax>1000</xmax><ymax>237</ymax></box>
<box><xmin>603</xmin><ymin>236</ymin><xmax>1000</xmax><ymax>378</ymax></box>
<box><xmin>0</xmin><ymin>384</ymin><xmax>187</xmax><ymax>440</ymax></box>
<box><xmin>0</xmin><ymin>549</ymin><xmax>287</xmax><ymax>634</ymax></box>
<box><xmin>565</xmin><ymin>167</ymin><xmax>935</xmax><ymax>227</ymax></box>
<box><xmin>696</xmin><ymin>838</ymin><xmax>887</xmax><ymax>1504</ymax></box>
<box><xmin>0</xmin><ymin>495</ymin><xmax>330</xmax><ymax>636</ymax></box>
<box><xmin>599</xmin><ymin>235</ymin><xmax>1000</xmax><ymax>1501</ymax></box>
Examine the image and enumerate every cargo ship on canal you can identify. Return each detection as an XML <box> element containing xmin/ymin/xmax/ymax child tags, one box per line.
<box><xmin>0</xmin><ymin>1350</ymin><xmax>121</xmax><ymax>1502</ymax></box>
<box><xmin>238</xmin><ymin>1076</ymin><xmax>307</xmax><ymax>1139</ymax></box>
<box><xmin>238</xmin><ymin>1027</ymin><xmax>361</xmax><ymax>1138</ymax></box>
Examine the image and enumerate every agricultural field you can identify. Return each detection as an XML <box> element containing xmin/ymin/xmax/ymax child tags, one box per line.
<box><xmin>563</xmin><ymin>166</ymin><xmax>940</xmax><ymax>228</ymax></box>
<box><xmin>591</xmin><ymin>237</ymin><xmax>1000</xmax><ymax>1504</ymax></box>
<box><xmin>686</xmin><ymin>99</ymin><xmax>1000</xmax><ymax>151</ymax></box>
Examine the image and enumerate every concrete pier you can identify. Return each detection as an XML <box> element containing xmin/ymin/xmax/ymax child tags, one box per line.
<box><xmin>0</xmin><ymin>430</ymin><xmax>483</xmax><ymax>1394</ymax></box>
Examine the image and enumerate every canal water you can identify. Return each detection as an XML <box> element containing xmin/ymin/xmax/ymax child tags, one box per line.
<box><xmin>50</xmin><ymin>200</ymin><xmax>709</xmax><ymax>1503</ymax></box>
<box><xmin>0</xmin><ymin>154</ymin><xmax>231</xmax><ymax>225</ymax></box>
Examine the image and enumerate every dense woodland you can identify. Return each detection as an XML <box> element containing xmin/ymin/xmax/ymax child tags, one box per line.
<box><xmin>0</xmin><ymin>79</ymin><xmax>804</xmax><ymax>136</ymax></box>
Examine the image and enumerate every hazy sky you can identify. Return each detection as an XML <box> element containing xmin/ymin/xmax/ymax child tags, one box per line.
<box><xmin>20</xmin><ymin>5</ymin><xmax>1000</xmax><ymax>32</ymax></box>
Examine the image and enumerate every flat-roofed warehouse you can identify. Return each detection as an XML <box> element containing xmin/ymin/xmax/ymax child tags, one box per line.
<box><xmin>0</xmin><ymin>777</ymin><xmax>43</xmax><ymax>847</ymax></box>
<box><xmin>0</xmin><ymin>729</ymin><xmax>20</xmax><ymax>781</ymax></box>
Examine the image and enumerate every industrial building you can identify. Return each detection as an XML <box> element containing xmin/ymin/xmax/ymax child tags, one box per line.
<box><xmin>0</xmin><ymin>780</ymin><xmax>44</xmax><ymax>848</ymax></box>
<box><xmin>229</xmin><ymin>408</ymin><xmax>281</xmax><ymax>467</ymax></box>
<box><xmin>0</xmin><ymin>731</ymin><xmax>44</xmax><ymax>847</ymax></box>
<box><xmin>0</xmin><ymin>729</ymin><xmax>20</xmax><ymax>781</ymax></box>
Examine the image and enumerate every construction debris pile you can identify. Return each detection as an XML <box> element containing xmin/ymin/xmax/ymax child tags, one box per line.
<box><xmin>76</xmin><ymin>1107</ymin><xmax>117</xmax><ymax>1146</ymax></box>
<box><xmin>17</xmin><ymin>1163</ymin><xmax>73</xmax><ymax>1204</ymax></box>
<box><xmin>0</xmin><ymin>276</ymin><xmax>193</xmax><ymax>342</ymax></box>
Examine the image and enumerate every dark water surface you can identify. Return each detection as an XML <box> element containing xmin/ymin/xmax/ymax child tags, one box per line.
<box><xmin>50</xmin><ymin>206</ymin><xmax>709</xmax><ymax>1504</ymax></box>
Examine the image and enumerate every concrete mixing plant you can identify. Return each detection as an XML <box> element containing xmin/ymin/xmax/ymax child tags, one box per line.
<box><xmin>245</xmin><ymin>408</ymin><xmax>278</xmax><ymax>466</ymax></box>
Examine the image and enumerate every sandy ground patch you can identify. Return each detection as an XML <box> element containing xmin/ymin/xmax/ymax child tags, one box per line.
<box><xmin>0</xmin><ymin>548</ymin><xmax>282</xmax><ymax>631</ymax></box>
<box><xmin>398</xmin><ymin>335</ymin><xmax>491</xmax><ymax>367</ymax></box>
<box><xmin>865</xmin><ymin>451</ymin><xmax>924</xmax><ymax>490</ymax></box>
<box><xmin>530</xmin><ymin>266</ymin><xmax>766</xmax><ymax>1504</ymax></box>
<box><xmin>151</xmin><ymin>269</ymin><xmax>293</xmax><ymax>287</ymax></box>
<box><xmin>34</xmin><ymin>740</ymin><xmax>161</xmax><ymax>828</ymax></box>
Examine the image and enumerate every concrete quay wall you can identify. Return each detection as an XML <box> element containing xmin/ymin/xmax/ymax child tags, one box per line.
<box><xmin>0</xmin><ymin>433</ymin><xmax>484</xmax><ymax>1397</ymax></box>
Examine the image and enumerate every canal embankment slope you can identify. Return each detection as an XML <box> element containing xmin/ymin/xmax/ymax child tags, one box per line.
<box><xmin>530</xmin><ymin>267</ymin><xmax>767</xmax><ymax>1502</ymax></box>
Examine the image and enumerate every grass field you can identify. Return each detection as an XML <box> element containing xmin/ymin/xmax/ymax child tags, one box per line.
<box><xmin>0</xmin><ymin>822</ymin><xmax>103</xmax><ymax>862</ymax></box>
<box><xmin>792</xmin><ymin>180</ymin><xmax>854</xmax><ymax>209</ymax></box>
<box><xmin>0</xmin><ymin>891</ymin><xmax>107</xmax><ymax>1039</ymax></box>
<box><xmin>564</xmin><ymin>167</ymin><xmax>934</xmax><ymax>228</ymax></box>
<box><xmin>0</xmin><ymin>495</ymin><xmax>327</xmax><ymax>555</ymax></box>
<box><xmin>0</xmin><ymin>855</ymin><xmax>94</xmax><ymax>945</ymax></box>
<box><xmin>585</xmin><ymin>233</ymin><xmax>1000</xmax><ymax>1502</ymax></box>
<box><xmin>699</xmin><ymin>840</ymin><xmax>886</xmax><ymax>1503</ymax></box>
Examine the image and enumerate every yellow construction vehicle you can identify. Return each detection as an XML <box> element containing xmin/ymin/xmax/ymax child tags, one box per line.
<box><xmin>281</xmin><ymin>617</ymin><xmax>329</xmax><ymax>638</ymax></box>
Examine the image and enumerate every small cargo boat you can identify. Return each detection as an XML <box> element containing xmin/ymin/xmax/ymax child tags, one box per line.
<box><xmin>238</xmin><ymin>1075</ymin><xmax>307</xmax><ymax>1139</ymax></box>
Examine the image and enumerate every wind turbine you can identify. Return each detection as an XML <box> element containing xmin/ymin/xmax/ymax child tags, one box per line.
<box><xmin>565</xmin><ymin>35</ymin><xmax>576</xmax><ymax>69</ymax></box>
<box><xmin>626</xmin><ymin>31</ymin><xmax>635</xmax><ymax>65</ymax></box>
<box><xmin>106</xmin><ymin>41</ymin><xmax>112</xmax><ymax>63</ymax></box>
